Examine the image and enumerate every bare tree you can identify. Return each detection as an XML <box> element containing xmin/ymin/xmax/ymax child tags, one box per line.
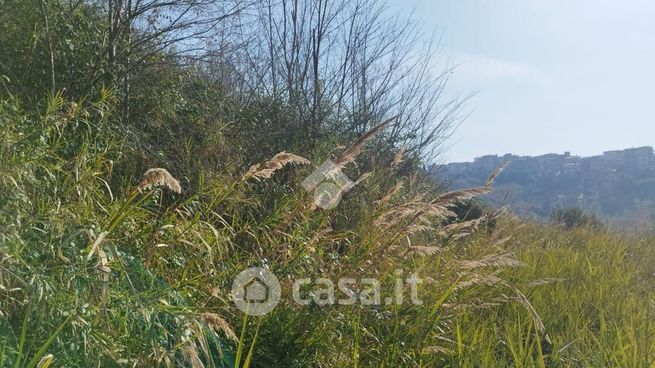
<box><xmin>38</xmin><ymin>0</ymin><xmax>57</xmax><ymax>95</ymax></box>
<box><xmin>218</xmin><ymin>0</ymin><xmax>467</xmax><ymax>160</ymax></box>
<box><xmin>83</xmin><ymin>0</ymin><xmax>251</xmax><ymax>119</ymax></box>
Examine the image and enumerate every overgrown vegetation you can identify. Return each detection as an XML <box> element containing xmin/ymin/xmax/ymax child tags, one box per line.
<box><xmin>551</xmin><ymin>207</ymin><xmax>604</xmax><ymax>230</ymax></box>
<box><xmin>1</xmin><ymin>0</ymin><xmax>654</xmax><ymax>367</ymax></box>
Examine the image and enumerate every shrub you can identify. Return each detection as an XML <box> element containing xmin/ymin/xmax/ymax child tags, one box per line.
<box><xmin>550</xmin><ymin>206</ymin><xmax>603</xmax><ymax>229</ymax></box>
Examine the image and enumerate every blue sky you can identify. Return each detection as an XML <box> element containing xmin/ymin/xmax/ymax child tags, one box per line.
<box><xmin>389</xmin><ymin>0</ymin><xmax>655</xmax><ymax>163</ymax></box>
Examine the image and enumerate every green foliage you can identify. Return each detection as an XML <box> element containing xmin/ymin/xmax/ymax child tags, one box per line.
<box><xmin>0</xmin><ymin>0</ymin><xmax>109</xmax><ymax>99</ymax></box>
<box><xmin>551</xmin><ymin>207</ymin><xmax>603</xmax><ymax>230</ymax></box>
<box><xmin>1</xmin><ymin>96</ymin><xmax>654</xmax><ymax>366</ymax></box>
<box><xmin>441</xmin><ymin>223</ymin><xmax>655</xmax><ymax>367</ymax></box>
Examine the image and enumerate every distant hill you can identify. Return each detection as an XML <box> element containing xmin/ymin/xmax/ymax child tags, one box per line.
<box><xmin>433</xmin><ymin>146</ymin><xmax>655</xmax><ymax>226</ymax></box>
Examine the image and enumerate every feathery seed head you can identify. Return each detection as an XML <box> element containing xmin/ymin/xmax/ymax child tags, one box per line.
<box><xmin>138</xmin><ymin>168</ymin><xmax>182</xmax><ymax>193</ymax></box>
<box><xmin>245</xmin><ymin>151</ymin><xmax>310</xmax><ymax>181</ymax></box>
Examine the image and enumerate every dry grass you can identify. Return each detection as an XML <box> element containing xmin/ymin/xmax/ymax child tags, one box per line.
<box><xmin>331</xmin><ymin>116</ymin><xmax>397</xmax><ymax>171</ymax></box>
<box><xmin>374</xmin><ymin>163</ymin><xmax>508</xmax><ymax>232</ymax></box>
<box><xmin>407</xmin><ymin>245</ymin><xmax>442</xmax><ymax>255</ymax></box>
<box><xmin>376</xmin><ymin>181</ymin><xmax>404</xmax><ymax>205</ymax></box>
<box><xmin>182</xmin><ymin>344</ymin><xmax>205</xmax><ymax>368</ymax></box>
<box><xmin>201</xmin><ymin>313</ymin><xmax>238</xmax><ymax>342</ymax></box>
<box><xmin>244</xmin><ymin>151</ymin><xmax>310</xmax><ymax>181</ymax></box>
<box><xmin>457</xmin><ymin>252</ymin><xmax>524</xmax><ymax>270</ymax></box>
<box><xmin>138</xmin><ymin>168</ymin><xmax>182</xmax><ymax>193</ymax></box>
<box><xmin>391</xmin><ymin>146</ymin><xmax>406</xmax><ymax>169</ymax></box>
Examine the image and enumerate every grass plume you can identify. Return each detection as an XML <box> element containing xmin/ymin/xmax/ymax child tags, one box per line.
<box><xmin>244</xmin><ymin>151</ymin><xmax>310</xmax><ymax>181</ymax></box>
<box><xmin>138</xmin><ymin>168</ymin><xmax>182</xmax><ymax>193</ymax></box>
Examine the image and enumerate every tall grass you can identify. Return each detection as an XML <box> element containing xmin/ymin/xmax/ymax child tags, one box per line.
<box><xmin>1</xmin><ymin>95</ymin><xmax>654</xmax><ymax>367</ymax></box>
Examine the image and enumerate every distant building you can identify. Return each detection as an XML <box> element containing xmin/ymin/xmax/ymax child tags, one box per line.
<box><xmin>440</xmin><ymin>147</ymin><xmax>654</xmax><ymax>177</ymax></box>
<box><xmin>563</xmin><ymin>162</ymin><xmax>579</xmax><ymax>174</ymax></box>
<box><xmin>624</xmin><ymin>146</ymin><xmax>653</xmax><ymax>168</ymax></box>
<box><xmin>585</xmin><ymin>155</ymin><xmax>605</xmax><ymax>171</ymax></box>
<box><xmin>435</xmin><ymin>146</ymin><xmax>655</xmax><ymax>221</ymax></box>
<box><xmin>474</xmin><ymin>155</ymin><xmax>502</xmax><ymax>171</ymax></box>
<box><xmin>602</xmin><ymin>149</ymin><xmax>623</xmax><ymax>164</ymax></box>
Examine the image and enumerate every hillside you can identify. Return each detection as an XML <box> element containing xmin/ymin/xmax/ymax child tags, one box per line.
<box><xmin>434</xmin><ymin>147</ymin><xmax>655</xmax><ymax>225</ymax></box>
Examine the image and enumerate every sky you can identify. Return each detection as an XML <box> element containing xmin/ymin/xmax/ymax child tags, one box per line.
<box><xmin>389</xmin><ymin>0</ymin><xmax>655</xmax><ymax>163</ymax></box>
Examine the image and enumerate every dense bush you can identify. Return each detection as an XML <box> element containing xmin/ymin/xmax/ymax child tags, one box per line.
<box><xmin>551</xmin><ymin>207</ymin><xmax>604</xmax><ymax>230</ymax></box>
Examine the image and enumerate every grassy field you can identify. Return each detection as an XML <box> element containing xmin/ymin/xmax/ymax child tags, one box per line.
<box><xmin>443</xmin><ymin>223</ymin><xmax>655</xmax><ymax>367</ymax></box>
<box><xmin>1</xmin><ymin>95</ymin><xmax>654</xmax><ymax>367</ymax></box>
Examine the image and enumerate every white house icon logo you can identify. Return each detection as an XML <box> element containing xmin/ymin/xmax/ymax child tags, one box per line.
<box><xmin>301</xmin><ymin>159</ymin><xmax>354</xmax><ymax>209</ymax></box>
<box><xmin>231</xmin><ymin>267</ymin><xmax>281</xmax><ymax>316</ymax></box>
